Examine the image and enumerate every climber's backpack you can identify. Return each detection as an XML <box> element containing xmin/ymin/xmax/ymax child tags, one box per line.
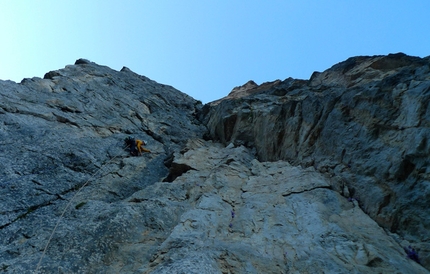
<box><xmin>124</xmin><ymin>137</ymin><xmax>138</xmax><ymax>156</ymax></box>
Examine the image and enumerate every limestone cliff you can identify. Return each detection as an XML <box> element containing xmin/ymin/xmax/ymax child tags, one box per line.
<box><xmin>0</xmin><ymin>55</ymin><xmax>429</xmax><ymax>273</ymax></box>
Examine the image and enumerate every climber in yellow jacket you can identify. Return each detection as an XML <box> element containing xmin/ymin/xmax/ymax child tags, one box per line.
<box><xmin>124</xmin><ymin>137</ymin><xmax>151</xmax><ymax>156</ymax></box>
<box><xmin>136</xmin><ymin>139</ymin><xmax>151</xmax><ymax>154</ymax></box>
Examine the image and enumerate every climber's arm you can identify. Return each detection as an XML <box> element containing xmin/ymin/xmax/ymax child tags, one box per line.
<box><xmin>140</xmin><ymin>147</ymin><xmax>151</xmax><ymax>153</ymax></box>
<box><xmin>136</xmin><ymin>139</ymin><xmax>151</xmax><ymax>154</ymax></box>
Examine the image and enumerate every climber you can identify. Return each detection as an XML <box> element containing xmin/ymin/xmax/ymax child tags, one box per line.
<box><xmin>136</xmin><ymin>139</ymin><xmax>151</xmax><ymax>154</ymax></box>
<box><xmin>124</xmin><ymin>137</ymin><xmax>151</xmax><ymax>156</ymax></box>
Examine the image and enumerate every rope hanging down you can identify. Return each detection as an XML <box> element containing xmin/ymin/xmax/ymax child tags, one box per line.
<box><xmin>35</xmin><ymin>148</ymin><xmax>126</xmax><ymax>272</ymax></box>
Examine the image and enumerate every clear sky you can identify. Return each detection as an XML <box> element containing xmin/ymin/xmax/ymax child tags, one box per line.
<box><xmin>1</xmin><ymin>1</ymin><xmax>429</xmax><ymax>103</ymax></box>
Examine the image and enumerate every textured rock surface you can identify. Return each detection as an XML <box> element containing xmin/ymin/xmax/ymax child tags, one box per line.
<box><xmin>203</xmin><ymin>53</ymin><xmax>430</xmax><ymax>269</ymax></box>
<box><xmin>0</xmin><ymin>55</ymin><xmax>429</xmax><ymax>273</ymax></box>
<box><xmin>139</xmin><ymin>139</ymin><xmax>426</xmax><ymax>273</ymax></box>
<box><xmin>0</xmin><ymin>60</ymin><xmax>206</xmax><ymax>273</ymax></box>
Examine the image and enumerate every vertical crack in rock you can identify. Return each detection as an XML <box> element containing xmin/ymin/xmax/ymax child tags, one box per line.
<box><xmin>163</xmin><ymin>163</ymin><xmax>195</xmax><ymax>182</ymax></box>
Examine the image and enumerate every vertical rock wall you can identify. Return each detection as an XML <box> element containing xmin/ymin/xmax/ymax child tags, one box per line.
<box><xmin>1</xmin><ymin>55</ymin><xmax>429</xmax><ymax>272</ymax></box>
<box><xmin>202</xmin><ymin>53</ymin><xmax>430</xmax><ymax>268</ymax></box>
<box><xmin>0</xmin><ymin>59</ymin><xmax>206</xmax><ymax>273</ymax></box>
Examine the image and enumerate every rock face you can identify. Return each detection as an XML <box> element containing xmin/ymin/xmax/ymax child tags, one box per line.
<box><xmin>140</xmin><ymin>140</ymin><xmax>425</xmax><ymax>273</ymax></box>
<box><xmin>0</xmin><ymin>60</ymin><xmax>206</xmax><ymax>273</ymax></box>
<box><xmin>203</xmin><ymin>53</ymin><xmax>430</xmax><ymax>270</ymax></box>
<box><xmin>0</xmin><ymin>55</ymin><xmax>429</xmax><ymax>273</ymax></box>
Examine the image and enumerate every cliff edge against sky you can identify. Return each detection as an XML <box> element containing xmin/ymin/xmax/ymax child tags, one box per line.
<box><xmin>0</xmin><ymin>54</ymin><xmax>429</xmax><ymax>273</ymax></box>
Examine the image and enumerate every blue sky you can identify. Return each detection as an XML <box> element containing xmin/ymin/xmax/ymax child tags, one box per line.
<box><xmin>1</xmin><ymin>1</ymin><xmax>429</xmax><ymax>103</ymax></box>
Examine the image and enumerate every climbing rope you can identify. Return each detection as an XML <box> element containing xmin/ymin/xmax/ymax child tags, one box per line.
<box><xmin>35</xmin><ymin>148</ymin><xmax>126</xmax><ymax>272</ymax></box>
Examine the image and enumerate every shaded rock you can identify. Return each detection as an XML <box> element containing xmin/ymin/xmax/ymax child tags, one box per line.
<box><xmin>211</xmin><ymin>79</ymin><xmax>282</xmax><ymax>104</ymax></box>
<box><xmin>1</xmin><ymin>54</ymin><xmax>429</xmax><ymax>273</ymax></box>
<box><xmin>202</xmin><ymin>53</ymin><xmax>430</xmax><ymax>270</ymax></box>
<box><xmin>74</xmin><ymin>58</ymin><xmax>92</xmax><ymax>65</ymax></box>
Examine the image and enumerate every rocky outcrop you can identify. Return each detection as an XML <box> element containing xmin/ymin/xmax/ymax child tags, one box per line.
<box><xmin>138</xmin><ymin>139</ymin><xmax>426</xmax><ymax>273</ymax></box>
<box><xmin>202</xmin><ymin>53</ymin><xmax>430</xmax><ymax>269</ymax></box>
<box><xmin>0</xmin><ymin>59</ymin><xmax>206</xmax><ymax>273</ymax></box>
<box><xmin>0</xmin><ymin>55</ymin><xmax>429</xmax><ymax>273</ymax></box>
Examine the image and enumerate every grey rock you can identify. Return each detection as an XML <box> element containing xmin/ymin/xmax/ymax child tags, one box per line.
<box><xmin>202</xmin><ymin>52</ymin><xmax>430</xmax><ymax>270</ymax></box>
<box><xmin>134</xmin><ymin>140</ymin><xmax>427</xmax><ymax>273</ymax></box>
<box><xmin>0</xmin><ymin>59</ymin><xmax>205</xmax><ymax>273</ymax></box>
<box><xmin>74</xmin><ymin>58</ymin><xmax>92</xmax><ymax>65</ymax></box>
<box><xmin>1</xmin><ymin>55</ymin><xmax>429</xmax><ymax>273</ymax></box>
